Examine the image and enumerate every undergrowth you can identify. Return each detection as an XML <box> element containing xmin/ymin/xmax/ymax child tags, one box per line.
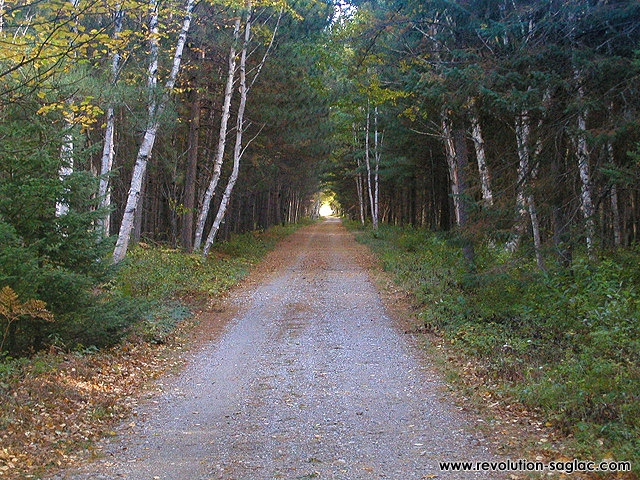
<box><xmin>115</xmin><ymin>223</ymin><xmax>303</xmax><ymax>343</ymax></box>
<box><xmin>346</xmin><ymin>221</ymin><xmax>640</xmax><ymax>472</ymax></box>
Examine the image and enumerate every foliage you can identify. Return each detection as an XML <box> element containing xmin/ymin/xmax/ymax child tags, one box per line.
<box><xmin>117</xmin><ymin>223</ymin><xmax>299</xmax><ymax>299</ymax></box>
<box><xmin>0</xmin><ymin>338</ymin><xmax>183</xmax><ymax>477</ymax></box>
<box><xmin>0</xmin><ymin>287</ymin><xmax>53</xmax><ymax>351</ymax></box>
<box><xmin>349</xmin><ymin>221</ymin><xmax>640</xmax><ymax>466</ymax></box>
<box><xmin>0</xmin><ymin>108</ymin><xmax>140</xmax><ymax>352</ymax></box>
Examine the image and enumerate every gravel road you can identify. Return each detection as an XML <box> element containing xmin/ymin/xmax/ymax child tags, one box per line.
<box><xmin>52</xmin><ymin>219</ymin><xmax>502</xmax><ymax>480</ymax></box>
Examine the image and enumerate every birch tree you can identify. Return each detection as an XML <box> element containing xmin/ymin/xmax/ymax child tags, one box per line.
<box><xmin>353</xmin><ymin>122</ymin><xmax>365</xmax><ymax>225</ymax></box>
<box><xmin>202</xmin><ymin>6</ymin><xmax>252</xmax><ymax>256</ymax></box>
<box><xmin>363</xmin><ymin>99</ymin><xmax>377</xmax><ymax>229</ymax></box>
<box><xmin>55</xmin><ymin>125</ymin><xmax>74</xmax><ymax>217</ymax></box>
<box><xmin>55</xmin><ymin>0</ymin><xmax>81</xmax><ymax>218</ymax></box>
<box><xmin>607</xmin><ymin>141</ymin><xmax>621</xmax><ymax>246</ymax></box>
<box><xmin>468</xmin><ymin>98</ymin><xmax>493</xmax><ymax>207</ymax></box>
<box><xmin>441</xmin><ymin>108</ymin><xmax>461</xmax><ymax>226</ymax></box>
<box><xmin>113</xmin><ymin>0</ymin><xmax>195</xmax><ymax>263</ymax></box>
<box><xmin>373</xmin><ymin>105</ymin><xmax>380</xmax><ymax>227</ymax></box>
<box><xmin>192</xmin><ymin>16</ymin><xmax>241</xmax><ymax>251</ymax></box>
<box><xmin>573</xmin><ymin>70</ymin><xmax>595</xmax><ymax>255</ymax></box>
<box><xmin>508</xmin><ymin>101</ymin><xmax>544</xmax><ymax>271</ymax></box>
<box><xmin>97</xmin><ymin>5</ymin><xmax>124</xmax><ymax>236</ymax></box>
<box><xmin>200</xmin><ymin>2</ymin><xmax>282</xmax><ymax>254</ymax></box>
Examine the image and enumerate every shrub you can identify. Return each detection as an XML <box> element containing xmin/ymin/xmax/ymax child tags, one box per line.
<box><xmin>0</xmin><ymin>108</ymin><xmax>135</xmax><ymax>352</ymax></box>
<box><xmin>352</xmin><ymin>223</ymin><xmax>640</xmax><ymax>464</ymax></box>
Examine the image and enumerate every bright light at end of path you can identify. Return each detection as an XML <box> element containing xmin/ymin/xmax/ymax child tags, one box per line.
<box><xmin>319</xmin><ymin>203</ymin><xmax>334</xmax><ymax>217</ymax></box>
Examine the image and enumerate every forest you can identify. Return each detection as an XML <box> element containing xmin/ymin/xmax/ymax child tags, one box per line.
<box><xmin>1</xmin><ymin>0</ymin><xmax>640</xmax><ymax>476</ymax></box>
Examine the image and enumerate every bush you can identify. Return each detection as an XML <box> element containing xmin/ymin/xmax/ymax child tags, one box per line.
<box><xmin>352</xmin><ymin>223</ymin><xmax>640</xmax><ymax>464</ymax></box>
<box><xmin>0</xmin><ymin>109</ymin><xmax>133</xmax><ymax>352</ymax></box>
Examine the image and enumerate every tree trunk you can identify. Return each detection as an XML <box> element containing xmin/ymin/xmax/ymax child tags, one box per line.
<box><xmin>509</xmin><ymin>108</ymin><xmax>544</xmax><ymax>269</ymax></box>
<box><xmin>353</xmin><ymin>122</ymin><xmax>365</xmax><ymax>225</ymax></box>
<box><xmin>468</xmin><ymin>98</ymin><xmax>494</xmax><ymax>206</ymax></box>
<box><xmin>574</xmin><ymin>70</ymin><xmax>595</xmax><ymax>256</ymax></box>
<box><xmin>133</xmin><ymin>170</ymin><xmax>146</xmax><ymax>244</ymax></box>
<box><xmin>507</xmin><ymin>109</ymin><xmax>530</xmax><ymax>251</ymax></box>
<box><xmin>97</xmin><ymin>6</ymin><xmax>124</xmax><ymax>236</ymax></box>
<box><xmin>453</xmin><ymin>128</ymin><xmax>474</xmax><ymax>266</ymax></box>
<box><xmin>193</xmin><ymin>16</ymin><xmax>241</xmax><ymax>251</ymax></box>
<box><xmin>373</xmin><ymin>105</ymin><xmax>380</xmax><ymax>228</ymax></box>
<box><xmin>113</xmin><ymin>0</ymin><xmax>195</xmax><ymax>263</ymax></box>
<box><xmin>181</xmin><ymin>72</ymin><xmax>202</xmax><ymax>251</ymax></box>
<box><xmin>528</xmin><ymin>195</ymin><xmax>545</xmax><ymax>270</ymax></box>
<box><xmin>56</xmin><ymin>127</ymin><xmax>74</xmax><ymax>217</ymax></box>
<box><xmin>611</xmin><ymin>182</ymin><xmax>621</xmax><ymax>247</ymax></box>
<box><xmin>364</xmin><ymin>100</ymin><xmax>376</xmax><ymax>228</ymax></box>
<box><xmin>606</xmin><ymin>128</ymin><xmax>621</xmax><ymax>247</ymax></box>
<box><xmin>440</xmin><ymin>108</ymin><xmax>460</xmax><ymax>225</ymax></box>
<box><xmin>355</xmin><ymin>172</ymin><xmax>364</xmax><ymax>225</ymax></box>
<box><xmin>202</xmin><ymin>6</ymin><xmax>251</xmax><ymax>256</ymax></box>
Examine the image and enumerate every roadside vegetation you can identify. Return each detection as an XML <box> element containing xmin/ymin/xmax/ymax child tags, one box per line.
<box><xmin>347</xmin><ymin>221</ymin><xmax>640</xmax><ymax>473</ymax></box>
<box><xmin>0</xmin><ymin>222</ymin><xmax>305</xmax><ymax>478</ymax></box>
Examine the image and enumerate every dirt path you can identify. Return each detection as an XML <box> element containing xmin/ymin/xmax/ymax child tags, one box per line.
<box><xmin>52</xmin><ymin>219</ymin><xmax>502</xmax><ymax>480</ymax></box>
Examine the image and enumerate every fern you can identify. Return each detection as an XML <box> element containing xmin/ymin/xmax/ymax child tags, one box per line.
<box><xmin>0</xmin><ymin>286</ymin><xmax>53</xmax><ymax>351</ymax></box>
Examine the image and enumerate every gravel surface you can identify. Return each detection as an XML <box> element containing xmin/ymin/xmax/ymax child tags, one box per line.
<box><xmin>51</xmin><ymin>219</ymin><xmax>503</xmax><ymax>480</ymax></box>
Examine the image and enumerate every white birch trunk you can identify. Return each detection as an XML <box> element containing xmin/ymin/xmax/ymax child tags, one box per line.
<box><xmin>440</xmin><ymin>108</ymin><xmax>460</xmax><ymax>225</ymax></box>
<box><xmin>98</xmin><ymin>107</ymin><xmax>115</xmax><ymax>232</ymax></box>
<box><xmin>355</xmin><ymin>173</ymin><xmax>365</xmax><ymax>224</ymax></box>
<box><xmin>202</xmin><ymin>7</ymin><xmax>251</xmax><ymax>256</ymax></box>
<box><xmin>509</xmin><ymin>109</ymin><xmax>544</xmax><ymax>268</ymax></box>
<box><xmin>193</xmin><ymin>16</ymin><xmax>241</xmax><ymax>251</ymax></box>
<box><xmin>533</xmin><ymin>89</ymin><xmax>552</xmax><ymax>164</ymax></box>
<box><xmin>373</xmin><ymin>105</ymin><xmax>380</xmax><ymax>229</ymax></box>
<box><xmin>0</xmin><ymin>0</ymin><xmax>5</xmax><ymax>34</ymax></box>
<box><xmin>528</xmin><ymin>195</ymin><xmax>544</xmax><ymax>270</ymax></box>
<box><xmin>55</xmin><ymin>0</ymin><xmax>83</xmax><ymax>217</ymax></box>
<box><xmin>113</xmin><ymin>0</ymin><xmax>195</xmax><ymax>262</ymax></box>
<box><xmin>507</xmin><ymin>111</ymin><xmax>530</xmax><ymax>251</ymax></box>
<box><xmin>98</xmin><ymin>6</ymin><xmax>124</xmax><ymax>236</ymax></box>
<box><xmin>353</xmin><ymin>123</ymin><xmax>365</xmax><ymax>225</ymax></box>
<box><xmin>468</xmin><ymin>98</ymin><xmax>493</xmax><ymax>206</ymax></box>
<box><xmin>56</xmin><ymin>128</ymin><xmax>74</xmax><ymax>216</ymax></box>
<box><xmin>146</xmin><ymin>0</ymin><xmax>159</xmax><ymax>105</ymax></box>
<box><xmin>363</xmin><ymin>100</ymin><xmax>375</xmax><ymax>226</ymax></box>
<box><xmin>574</xmin><ymin>71</ymin><xmax>595</xmax><ymax>254</ymax></box>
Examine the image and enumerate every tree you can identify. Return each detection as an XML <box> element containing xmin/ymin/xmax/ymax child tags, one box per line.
<box><xmin>113</xmin><ymin>0</ymin><xmax>196</xmax><ymax>263</ymax></box>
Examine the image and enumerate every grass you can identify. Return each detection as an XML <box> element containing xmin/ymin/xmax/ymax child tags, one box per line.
<box><xmin>0</xmin><ymin>221</ymin><xmax>310</xmax><ymax>478</ymax></box>
<box><xmin>346</xmin><ymin>220</ymin><xmax>640</xmax><ymax>475</ymax></box>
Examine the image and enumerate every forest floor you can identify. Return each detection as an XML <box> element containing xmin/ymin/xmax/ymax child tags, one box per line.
<box><xmin>44</xmin><ymin>218</ymin><xmax>515</xmax><ymax>480</ymax></box>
